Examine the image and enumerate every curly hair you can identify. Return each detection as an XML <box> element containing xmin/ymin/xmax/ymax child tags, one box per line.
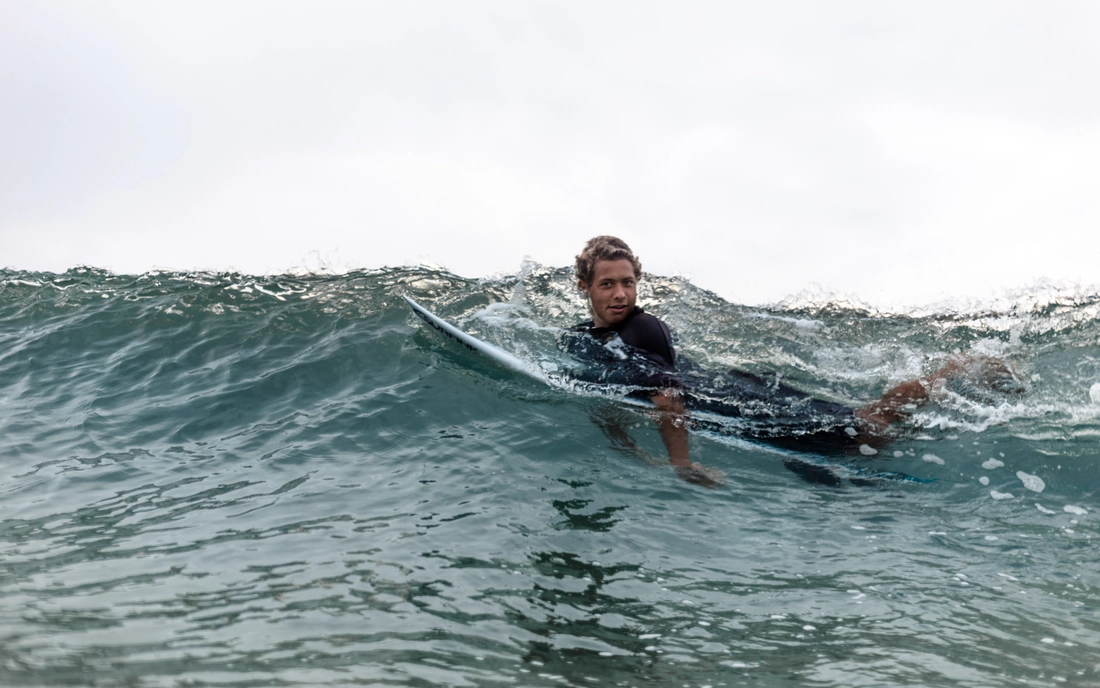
<box><xmin>574</xmin><ymin>236</ymin><xmax>643</xmax><ymax>286</ymax></box>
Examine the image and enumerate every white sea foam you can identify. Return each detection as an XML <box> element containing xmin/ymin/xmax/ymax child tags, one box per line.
<box><xmin>979</xmin><ymin>476</ymin><xmax>990</xmax><ymax>486</ymax></box>
<box><xmin>990</xmin><ymin>491</ymin><xmax>1014</xmax><ymax>500</ymax></box>
<box><xmin>1064</xmin><ymin>505</ymin><xmax>1088</xmax><ymax>515</ymax></box>
<box><xmin>922</xmin><ymin>453</ymin><xmax>945</xmax><ymax>465</ymax></box>
<box><xmin>1016</xmin><ymin>471</ymin><xmax>1045</xmax><ymax>493</ymax></box>
<box><xmin>1036</xmin><ymin>504</ymin><xmax>1056</xmax><ymax>514</ymax></box>
<box><xmin>982</xmin><ymin>458</ymin><xmax>1004</xmax><ymax>470</ymax></box>
<box><xmin>1090</xmin><ymin>382</ymin><xmax>1100</xmax><ymax>404</ymax></box>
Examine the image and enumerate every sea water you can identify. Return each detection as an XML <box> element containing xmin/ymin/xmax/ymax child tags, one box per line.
<box><xmin>1</xmin><ymin>265</ymin><xmax>1097</xmax><ymax>687</ymax></box>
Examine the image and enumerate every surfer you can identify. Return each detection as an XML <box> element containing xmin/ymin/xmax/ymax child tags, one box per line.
<box><xmin>567</xmin><ymin>236</ymin><xmax>1019</xmax><ymax>484</ymax></box>
<box><xmin>568</xmin><ymin>236</ymin><xmax>703</xmax><ymax>481</ymax></box>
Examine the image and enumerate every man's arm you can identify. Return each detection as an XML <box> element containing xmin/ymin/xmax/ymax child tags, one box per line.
<box><xmin>651</xmin><ymin>389</ymin><xmax>724</xmax><ymax>487</ymax></box>
<box><xmin>854</xmin><ymin>354</ymin><xmax>1023</xmax><ymax>436</ymax></box>
<box><xmin>651</xmin><ymin>388</ymin><xmax>690</xmax><ymax>465</ymax></box>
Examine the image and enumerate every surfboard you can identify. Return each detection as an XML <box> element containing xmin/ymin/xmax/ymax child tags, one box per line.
<box><xmin>402</xmin><ymin>296</ymin><xmax>548</xmax><ymax>383</ymax></box>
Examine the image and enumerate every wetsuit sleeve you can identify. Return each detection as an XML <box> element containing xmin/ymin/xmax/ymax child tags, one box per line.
<box><xmin>617</xmin><ymin>312</ymin><xmax>676</xmax><ymax>370</ymax></box>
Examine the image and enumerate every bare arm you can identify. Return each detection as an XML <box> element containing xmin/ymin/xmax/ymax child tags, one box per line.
<box><xmin>651</xmin><ymin>389</ymin><xmax>724</xmax><ymax>487</ymax></box>
<box><xmin>854</xmin><ymin>378</ymin><xmax>935</xmax><ymax>430</ymax></box>
<box><xmin>651</xmin><ymin>388</ymin><xmax>690</xmax><ymax>465</ymax></box>
<box><xmin>854</xmin><ymin>354</ymin><xmax>1023</xmax><ymax>436</ymax></box>
<box><xmin>855</xmin><ymin>358</ymin><xmax>971</xmax><ymax>431</ymax></box>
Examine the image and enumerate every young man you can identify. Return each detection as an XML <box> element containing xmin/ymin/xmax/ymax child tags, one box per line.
<box><xmin>568</xmin><ymin>236</ymin><xmax>1018</xmax><ymax>481</ymax></box>
<box><xmin>573</xmin><ymin>237</ymin><xmax>691</xmax><ymax>464</ymax></box>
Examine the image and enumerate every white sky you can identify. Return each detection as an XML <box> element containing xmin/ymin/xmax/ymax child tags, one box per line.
<box><xmin>2</xmin><ymin>0</ymin><xmax>1098</xmax><ymax>306</ymax></box>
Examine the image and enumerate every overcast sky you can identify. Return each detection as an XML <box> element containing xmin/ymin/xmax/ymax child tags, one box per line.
<box><xmin>2</xmin><ymin>1</ymin><xmax>1098</xmax><ymax>306</ymax></box>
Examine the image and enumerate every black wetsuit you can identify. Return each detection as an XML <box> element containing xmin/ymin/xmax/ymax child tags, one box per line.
<box><xmin>567</xmin><ymin>307</ymin><xmax>679</xmax><ymax>389</ymax></box>
<box><xmin>564</xmin><ymin>307</ymin><xmax>864</xmax><ymax>456</ymax></box>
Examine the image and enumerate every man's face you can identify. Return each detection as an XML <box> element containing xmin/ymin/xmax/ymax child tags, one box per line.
<box><xmin>579</xmin><ymin>258</ymin><xmax>637</xmax><ymax>328</ymax></box>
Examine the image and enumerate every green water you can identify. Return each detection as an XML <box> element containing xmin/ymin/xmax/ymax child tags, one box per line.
<box><xmin>0</xmin><ymin>266</ymin><xmax>1097</xmax><ymax>687</ymax></box>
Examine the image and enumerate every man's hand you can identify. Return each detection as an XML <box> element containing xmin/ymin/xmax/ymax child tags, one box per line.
<box><xmin>675</xmin><ymin>462</ymin><xmax>727</xmax><ymax>488</ymax></box>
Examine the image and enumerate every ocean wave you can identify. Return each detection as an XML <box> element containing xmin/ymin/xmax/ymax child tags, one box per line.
<box><xmin>1</xmin><ymin>264</ymin><xmax>1098</xmax><ymax>686</ymax></box>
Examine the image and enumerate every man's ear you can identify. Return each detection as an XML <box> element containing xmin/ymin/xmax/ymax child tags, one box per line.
<box><xmin>577</xmin><ymin>279</ymin><xmax>589</xmax><ymax>294</ymax></box>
